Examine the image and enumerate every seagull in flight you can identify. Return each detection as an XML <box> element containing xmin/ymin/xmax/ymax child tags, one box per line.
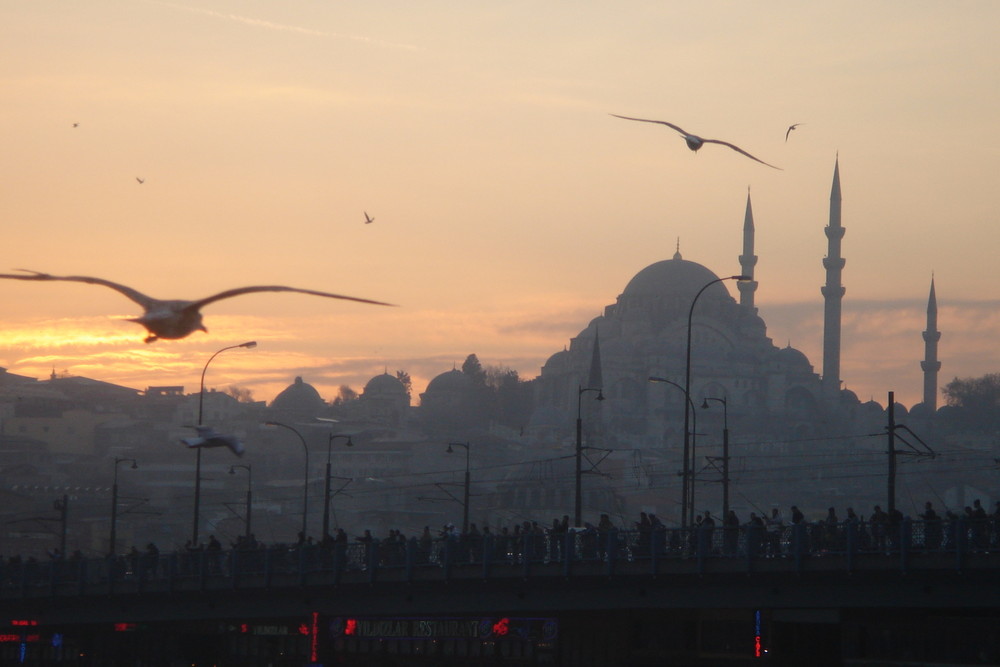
<box><xmin>610</xmin><ymin>114</ymin><xmax>781</xmax><ymax>169</ymax></box>
<box><xmin>785</xmin><ymin>123</ymin><xmax>803</xmax><ymax>142</ymax></box>
<box><xmin>136</xmin><ymin>177</ymin><xmax>145</xmax><ymax>184</ymax></box>
<box><xmin>72</xmin><ymin>123</ymin><xmax>79</xmax><ymax>128</ymax></box>
<box><xmin>364</xmin><ymin>211</ymin><xmax>374</xmax><ymax>224</ymax></box>
<box><xmin>0</xmin><ymin>270</ymin><xmax>395</xmax><ymax>343</ymax></box>
<box><xmin>181</xmin><ymin>426</ymin><xmax>245</xmax><ymax>457</ymax></box>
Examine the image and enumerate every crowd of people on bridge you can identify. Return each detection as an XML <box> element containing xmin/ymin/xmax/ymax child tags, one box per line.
<box><xmin>4</xmin><ymin>498</ymin><xmax>1000</xmax><ymax>585</ymax></box>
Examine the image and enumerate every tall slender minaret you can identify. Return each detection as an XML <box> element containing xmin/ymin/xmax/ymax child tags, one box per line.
<box><xmin>738</xmin><ymin>187</ymin><xmax>759</xmax><ymax>313</ymax></box>
<box><xmin>921</xmin><ymin>275</ymin><xmax>941</xmax><ymax>410</ymax></box>
<box><xmin>821</xmin><ymin>156</ymin><xmax>845</xmax><ymax>401</ymax></box>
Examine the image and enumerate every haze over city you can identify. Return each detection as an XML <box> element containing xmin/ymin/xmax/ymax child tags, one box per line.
<box><xmin>2</xmin><ymin>2</ymin><xmax>999</xmax><ymax>407</ymax></box>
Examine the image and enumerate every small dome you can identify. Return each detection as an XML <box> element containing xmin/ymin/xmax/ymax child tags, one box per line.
<box><xmin>776</xmin><ymin>345</ymin><xmax>812</xmax><ymax>371</ymax></box>
<box><xmin>364</xmin><ymin>372</ymin><xmax>406</xmax><ymax>396</ymax></box>
<box><xmin>542</xmin><ymin>348</ymin><xmax>571</xmax><ymax>373</ymax></box>
<box><xmin>270</xmin><ymin>376</ymin><xmax>325</xmax><ymax>413</ymax></box>
<box><xmin>424</xmin><ymin>368</ymin><xmax>471</xmax><ymax>395</ymax></box>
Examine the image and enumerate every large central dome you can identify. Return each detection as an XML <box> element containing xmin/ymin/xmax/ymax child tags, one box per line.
<box><xmin>620</xmin><ymin>252</ymin><xmax>726</xmax><ymax>301</ymax></box>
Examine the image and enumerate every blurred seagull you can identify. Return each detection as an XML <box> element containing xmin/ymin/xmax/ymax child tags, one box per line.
<box><xmin>136</xmin><ymin>177</ymin><xmax>145</xmax><ymax>184</ymax></box>
<box><xmin>785</xmin><ymin>123</ymin><xmax>803</xmax><ymax>142</ymax></box>
<box><xmin>610</xmin><ymin>114</ymin><xmax>781</xmax><ymax>169</ymax></box>
<box><xmin>181</xmin><ymin>426</ymin><xmax>245</xmax><ymax>457</ymax></box>
<box><xmin>0</xmin><ymin>269</ymin><xmax>395</xmax><ymax>343</ymax></box>
<box><xmin>72</xmin><ymin>123</ymin><xmax>79</xmax><ymax>128</ymax></box>
<box><xmin>364</xmin><ymin>211</ymin><xmax>374</xmax><ymax>224</ymax></box>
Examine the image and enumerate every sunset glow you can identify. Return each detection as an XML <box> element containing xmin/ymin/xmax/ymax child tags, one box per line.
<box><xmin>2</xmin><ymin>2</ymin><xmax>998</xmax><ymax>409</ymax></box>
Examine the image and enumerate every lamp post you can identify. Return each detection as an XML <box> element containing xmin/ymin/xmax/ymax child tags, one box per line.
<box><xmin>447</xmin><ymin>442</ymin><xmax>471</xmax><ymax>533</ymax></box>
<box><xmin>683</xmin><ymin>275</ymin><xmax>748</xmax><ymax>527</ymax></box>
<box><xmin>575</xmin><ymin>386</ymin><xmax>604</xmax><ymax>527</ymax></box>
<box><xmin>109</xmin><ymin>457</ymin><xmax>137</xmax><ymax>556</ymax></box>
<box><xmin>193</xmin><ymin>340</ymin><xmax>256</xmax><ymax>545</ymax></box>
<box><xmin>648</xmin><ymin>377</ymin><xmax>697</xmax><ymax>526</ymax></box>
<box><xmin>265</xmin><ymin>421</ymin><xmax>310</xmax><ymax>539</ymax></box>
<box><xmin>228</xmin><ymin>464</ymin><xmax>252</xmax><ymax>539</ymax></box>
<box><xmin>701</xmin><ymin>396</ymin><xmax>730</xmax><ymax>518</ymax></box>
<box><xmin>324</xmin><ymin>434</ymin><xmax>353</xmax><ymax>540</ymax></box>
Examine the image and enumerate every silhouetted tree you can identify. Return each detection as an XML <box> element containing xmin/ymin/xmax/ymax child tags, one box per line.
<box><xmin>462</xmin><ymin>354</ymin><xmax>487</xmax><ymax>387</ymax></box>
<box><xmin>395</xmin><ymin>370</ymin><xmax>412</xmax><ymax>398</ymax></box>
<box><xmin>943</xmin><ymin>373</ymin><xmax>1000</xmax><ymax>432</ymax></box>
<box><xmin>226</xmin><ymin>386</ymin><xmax>255</xmax><ymax>403</ymax></box>
<box><xmin>331</xmin><ymin>385</ymin><xmax>359</xmax><ymax>407</ymax></box>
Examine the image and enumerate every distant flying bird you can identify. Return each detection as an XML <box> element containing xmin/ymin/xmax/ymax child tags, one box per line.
<box><xmin>0</xmin><ymin>270</ymin><xmax>395</xmax><ymax>343</ymax></box>
<box><xmin>364</xmin><ymin>211</ymin><xmax>374</xmax><ymax>224</ymax></box>
<box><xmin>785</xmin><ymin>123</ymin><xmax>803</xmax><ymax>142</ymax></box>
<box><xmin>181</xmin><ymin>426</ymin><xmax>245</xmax><ymax>457</ymax></box>
<box><xmin>610</xmin><ymin>114</ymin><xmax>781</xmax><ymax>169</ymax></box>
<box><xmin>72</xmin><ymin>123</ymin><xmax>79</xmax><ymax>128</ymax></box>
<box><xmin>136</xmin><ymin>177</ymin><xmax>145</xmax><ymax>184</ymax></box>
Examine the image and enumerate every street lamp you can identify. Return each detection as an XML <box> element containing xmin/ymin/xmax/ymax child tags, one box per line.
<box><xmin>648</xmin><ymin>377</ymin><xmax>697</xmax><ymax>526</ymax></box>
<box><xmin>193</xmin><ymin>340</ymin><xmax>256</xmax><ymax>545</ymax></box>
<box><xmin>109</xmin><ymin>457</ymin><xmax>137</xmax><ymax>556</ymax></box>
<box><xmin>683</xmin><ymin>275</ymin><xmax>748</xmax><ymax>527</ymax></box>
<box><xmin>701</xmin><ymin>396</ymin><xmax>730</xmax><ymax>518</ymax></box>
<box><xmin>446</xmin><ymin>442</ymin><xmax>471</xmax><ymax>533</ymax></box>
<box><xmin>575</xmin><ymin>386</ymin><xmax>604</xmax><ymax>526</ymax></box>
<box><xmin>228</xmin><ymin>464</ymin><xmax>252</xmax><ymax>539</ymax></box>
<box><xmin>265</xmin><ymin>421</ymin><xmax>310</xmax><ymax>540</ymax></box>
<box><xmin>323</xmin><ymin>434</ymin><xmax>353</xmax><ymax>540</ymax></box>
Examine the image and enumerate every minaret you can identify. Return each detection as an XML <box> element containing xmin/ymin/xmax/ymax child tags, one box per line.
<box><xmin>738</xmin><ymin>187</ymin><xmax>759</xmax><ymax>313</ymax></box>
<box><xmin>821</xmin><ymin>156</ymin><xmax>845</xmax><ymax>401</ymax></box>
<box><xmin>921</xmin><ymin>275</ymin><xmax>941</xmax><ymax>410</ymax></box>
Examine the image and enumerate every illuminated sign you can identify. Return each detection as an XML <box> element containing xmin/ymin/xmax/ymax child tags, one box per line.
<box><xmin>310</xmin><ymin>612</ymin><xmax>320</xmax><ymax>663</ymax></box>
<box><xmin>329</xmin><ymin>617</ymin><xmax>557</xmax><ymax>642</ymax></box>
<box><xmin>754</xmin><ymin>610</ymin><xmax>762</xmax><ymax>658</ymax></box>
<box><xmin>0</xmin><ymin>634</ymin><xmax>39</xmax><ymax>643</ymax></box>
<box><xmin>9</xmin><ymin>620</ymin><xmax>37</xmax><ymax>627</ymax></box>
<box><xmin>113</xmin><ymin>623</ymin><xmax>137</xmax><ymax>632</ymax></box>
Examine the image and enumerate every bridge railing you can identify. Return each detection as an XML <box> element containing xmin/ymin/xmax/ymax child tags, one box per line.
<box><xmin>1</xmin><ymin>517</ymin><xmax>995</xmax><ymax>598</ymax></box>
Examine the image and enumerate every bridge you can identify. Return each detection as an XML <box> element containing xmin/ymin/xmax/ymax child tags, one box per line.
<box><xmin>2</xmin><ymin>519</ymin><xmax>999</xmax><ymax>665</ymax></box>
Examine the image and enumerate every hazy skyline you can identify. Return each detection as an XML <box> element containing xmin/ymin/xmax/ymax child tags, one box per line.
<box><xmin>2</xmin><ymin>2</ymin><xmax>999</xmax><ymax>408</ymax></box>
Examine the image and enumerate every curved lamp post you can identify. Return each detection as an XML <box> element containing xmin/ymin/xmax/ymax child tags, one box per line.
<box><xmin>228</xmin><ymin>464</ymin><xmax>252</xmax><ymax>539</ymax></box>
<box><xmin>701</xmin><ymin>396</ymin><xmax>729</xmax><ymax>518</ymax></box>
<box><xmin>447</xmin><ymin>442</ymin><xmax>471</xmax><ymax>534</ymax></box>
<box><xmin>109</xmin><ymin>457</ymin><xmax>137</xmax><ymax>556</ymax></box>
<box><xmin>648</xmin><ymin>377</ymin><xmax>697</xmax><ymax>526</ymax></box>
<box><xmin>324</xmin><ymin>434</ymin><xmax>353</xmax><ymax>540</ymax></box>
<box><xmin>193</xmin><ymin>340</ymin><xmax>256</xmax><ymax>545</ymax></box>
<box><xmin>575</xmin><ymin>386</ymin><xmax>604</xmax><ymax>526</ymax></box>
<box><xmin>265</xmin><ymin>421</ymin><xmax>310</xmax><ymax>539</ymax></box>
<box><xmin>682</xmin><ymin>275</ymin><xmax>748</xmax><ymax>527</ymax></box>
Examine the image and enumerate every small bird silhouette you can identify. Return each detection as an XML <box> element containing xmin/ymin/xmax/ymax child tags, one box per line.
<box><xmin>610</xmin><ymin>114</ymin><xmax>781</xmax><ymax>169</ymax></box>
<box><xmin>181</xmin><ymin>426</ymin><xmax>245</xmax><ymax>457</ymax></box>
<box><xmin>136</xmin><ymin>177</ymin><xmax>145</xmax><ymax>184</ymax></box>
<box><xmin>72</xmin><ymin>123</ymin><xmax>79</xmax><ymax>128</ymax></box>
<box><xmin>0</xmin><ymin>270</ymin><xmax>395</xmax><ymax>343</ymax></box>
<box><xmin>364</xmin><ymin>211</ymin><xmax>374</xmax><ymax>224</ymax></box>
<box><xmin>785</xmin><ymin>123</ymin><xmax>803</xmax><ymax>142</ymax></box>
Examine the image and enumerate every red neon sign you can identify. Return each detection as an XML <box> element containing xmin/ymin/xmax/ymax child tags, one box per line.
<box><xmin>345</xmin><ymin>618</ymin><xmax>357</xmax><ymax>636</ymax></box>
<box><xmin>113</xmin><ymin>623</ymin><xmax>137</xmax><ymax>632</ymax></box>
<box><xmin>10</xmin><ymin>620</ymin><xmax>38</xmax><ymax>627</ymax></box>
<box><xmin>310</xmin><ymin>612</ymin><xmax>320</xmax><ymax>662</ymax></box>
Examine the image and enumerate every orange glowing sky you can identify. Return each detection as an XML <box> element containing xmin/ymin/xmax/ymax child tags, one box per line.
<box><xmin>2</xmin><ymin>2</ymin><xmax>999</xmax><ymax>408</ymax></box>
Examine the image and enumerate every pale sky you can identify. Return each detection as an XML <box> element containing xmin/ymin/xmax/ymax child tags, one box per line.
<box><xmin>2</xmin><ymin>2</ymin><xmax>998</xmax><ymax>409</ymax></box>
